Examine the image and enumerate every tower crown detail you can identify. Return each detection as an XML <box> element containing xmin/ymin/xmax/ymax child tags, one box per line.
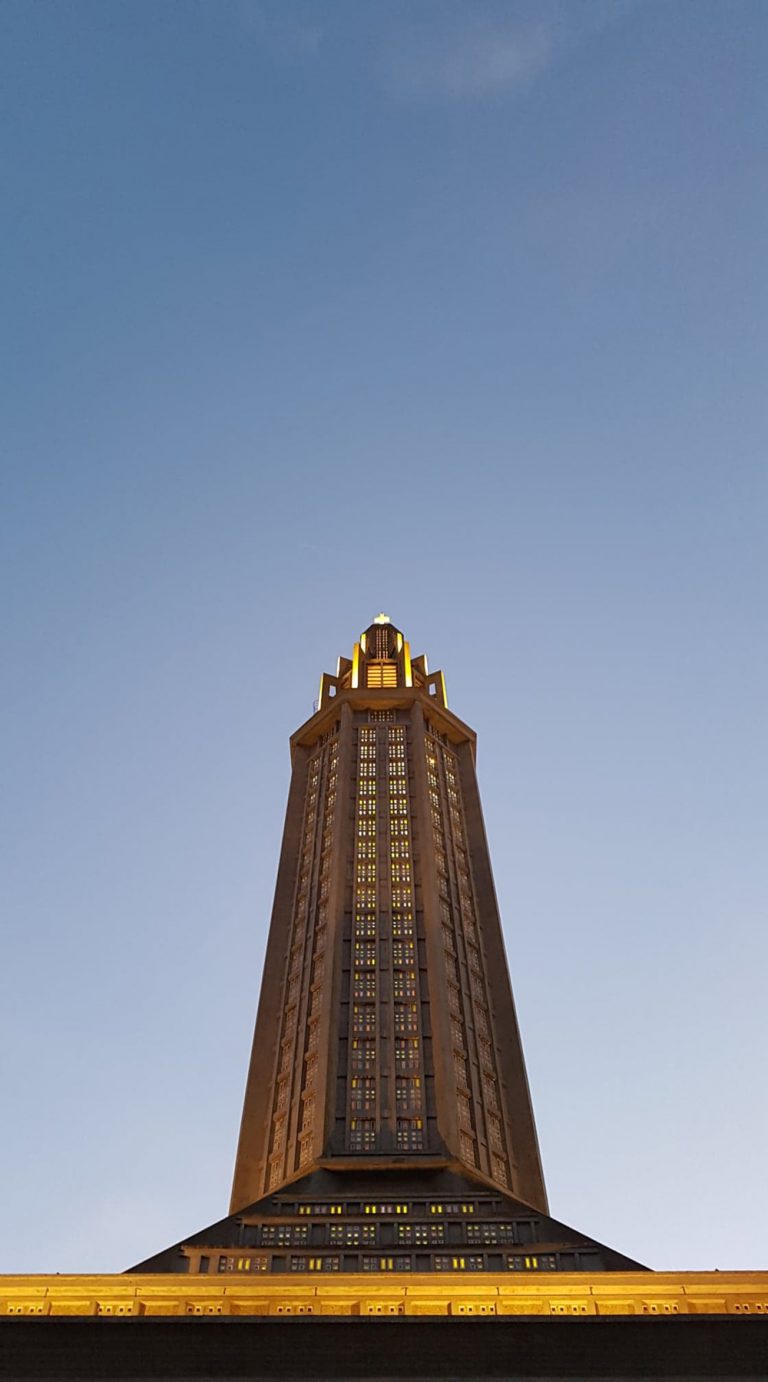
<box><xmin>320</xmin><ymin>618</ymin><xmax>445</xmax><ymax>710</ymax></box>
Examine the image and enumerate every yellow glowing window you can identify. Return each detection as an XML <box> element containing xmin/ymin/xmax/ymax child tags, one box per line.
<box><xmin>367</xmin><ymin>661</ymin><xmax>398</xmax><ymax>688</ymax></box>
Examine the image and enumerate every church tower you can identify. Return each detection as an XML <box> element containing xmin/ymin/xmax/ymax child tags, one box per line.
<box><xmin>230</xmin><ymin>614</ymin><xmax>546</xmax><ymax>1213</ymax></box>
<box><xmin>133</xmin><ymin>618</ymin><xmax>643</xmax><ymax>1275</ymax></box>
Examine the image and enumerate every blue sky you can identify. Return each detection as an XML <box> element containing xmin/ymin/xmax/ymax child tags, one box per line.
<box><xmin>1</xmin><ymin>0</ymin><xmax>766</xmax><ymax>1272</ymax></box>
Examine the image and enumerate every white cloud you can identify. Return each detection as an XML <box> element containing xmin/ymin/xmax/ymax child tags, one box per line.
<box><xmin>385</xmin><ymin>21</ymin><xmax>554</xmax><ymax>101</ymax></box>
<box><xmin>379</xmin><ymin>0</ymin><xmax>645</xmax><ymax>104</ymax></box>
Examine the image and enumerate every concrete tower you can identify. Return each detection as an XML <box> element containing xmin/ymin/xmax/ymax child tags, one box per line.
<box><xmin>133</xmin><ymin>618</ymin><xmax>642</xmax><ymax>1276</ymax></box>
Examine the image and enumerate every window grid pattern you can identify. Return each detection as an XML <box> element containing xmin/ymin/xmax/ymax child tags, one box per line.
<box><xmin>425</xmin><ymin>734</ymin><xmax>511</xmax><ymax>1188</ymax></box>
<box><xmin>347</xmin><ymin>727</ymin><xmax>379</xmax><ymax>1150</ymax></box>
<box><xmin>189</xmin><ymin>1194</ymin><xmax>607</xmax><ymax>1276</ymax></box>
<box><xmin>267</xmin><ymin>735</ymin><xmax>338</xmax><ymax>1191</ymax></box>
<box><xmin>387</xmin><ymin>725</ymin><xmax>425</xmax><ymax>1152</ymax></box>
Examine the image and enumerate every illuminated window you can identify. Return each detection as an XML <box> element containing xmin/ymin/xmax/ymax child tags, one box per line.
<box><xmin>361</xmin><ymin>1253</ymin><xmax>410</xmax><ymax>1271</ymax></box>
<box><xmin>262</xmin><ymin>1224</ymin><xmax>300</xmax><ymax>1248</ymax></box>
<box><xmin>329</xmin><ymin>1223</ymin><xmax>376</xmax><ymax>1246</ymax></box>
<box><xmin>468</xmin><ymin>1223</ymin><xmax>517</xmax><ymax>1246</ymax></box>
<box><xmin>397</xmin><ymin>1223</ymin><xmax>444</xmax><ymax>1245</ymax></box>
<box><xmin>396</xmin><ymin>1119</ymin><xmax>424</xmax><ymax>1150</ymax></box>
<box><xmin>394</xmin><ymin>1038</ymin><xmax>420</xmax><ymax>1072</ymax></box>
<box><xmin>394</xmin><ymin>1004</ymin><xmax>419</xmax><ymax>1034</ymax></box>
<box><xmin>351</xmin><ymin>1004</ymin><xmax>376</xmax><ymax>1035</ymax></box>
<box><xmin>392</xmin><ymin>971</ymin><xmax>417</xmax><ymax>999</ymax></box>
<box><xmin>350</xmin><ymin>1039</ymin><xmax>376</xmax><ymax>1071</ymax></box>
<box><xmin>392</xmin><ymin>940</ymin><xmax>415</xmax><ymax>967</ymax></box>
<box><xmin>352</xmin><ymin>974</ymin><xmax>376</xmax><ymax>1000</ymax></box>
<box><xmin>350</xmin><ymin>1076</ymin><xmax>376</xmax><ymax>1113</ymax></box>
<box><xmin>218</xmin><ymin>1255</ymin><xmax>268</xmax><ymax>1273</ymax></box>
<box><xmin>349</xmin><ymin>1119</ymin><xmax>376</xmax><ymax>1151</ymax></box>
<box><xmin>367</xmin><ymin>662</ymin><xmax>398</xmax><ymax>688</ymax></box>
<box><xmin>395</xmin><ymin>1078</ymin><xmax>421</xmax><ymax>1111</ymax></box>
<box><xmin>354</xmin><ymin>941</ymin><xmax>377</xmax><ymax>967</ymax></box>
<box><xmin>507</xmin><ymin>1255</ymin><xmax>556</xmax><ymax>1271</ymax></box>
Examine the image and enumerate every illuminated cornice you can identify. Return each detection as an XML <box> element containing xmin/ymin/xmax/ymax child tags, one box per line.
<box><xmin>1</xmin><ymin>1272</ymin><xmax>767</xmax><ymax>1318</ymax></box>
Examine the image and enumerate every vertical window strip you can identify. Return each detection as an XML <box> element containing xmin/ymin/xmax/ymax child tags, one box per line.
<box><xmin>435</xmin><ymin>738</ymin><xmax>512</xmax><ymax>1185</ymax></box>
<box><xmin>347</xmin><ymin>727</ymin><xmax>378</xmax><ymax>1150</ymax></box>
<box><xmin>267</xmin><ymin>735</ymin><xmax>339</xmax><ymax>1188</ymax></box>
<box><xmin>298</xmin><ymin>738</ymin><xmax>338</xmax><ymax>1167</ymax></box>
<box><xmin>388</xmin><ymin>727</ymin><xmax>424</xmax><ymax>1142</ymax></box>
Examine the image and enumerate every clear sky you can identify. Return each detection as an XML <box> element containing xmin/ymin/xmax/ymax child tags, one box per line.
<box><xmin>2</xmin><ymin>0</ymin><xmax>766</xmax><ymax>1274</ymax></box>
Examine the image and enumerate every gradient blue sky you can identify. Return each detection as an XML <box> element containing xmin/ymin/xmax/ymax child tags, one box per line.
<box><xmin>2</xmin><ymin>0</ymin><xmax>766</xmax><ymax>1273</ymax></box>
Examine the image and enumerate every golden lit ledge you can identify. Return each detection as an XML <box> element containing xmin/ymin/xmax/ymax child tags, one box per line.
<box><xmin>1</xmin><ymin>1273</ymin><xmax>767</xmax><ymax>1319</ymax></box>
